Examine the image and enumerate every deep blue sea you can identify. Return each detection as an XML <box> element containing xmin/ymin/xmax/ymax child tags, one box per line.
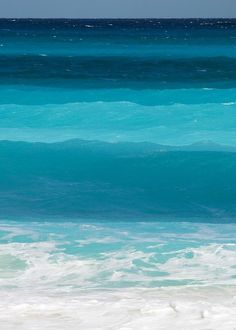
<box><xmin>0</xmin><ymin>19</ymin><xmax>236</xmax><ymax>329</ymax></box>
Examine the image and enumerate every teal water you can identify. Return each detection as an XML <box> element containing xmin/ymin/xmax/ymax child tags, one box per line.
<box><xmin>0</xmin><ymin>19</ymin><xmax>236</xmax><ymax>329</ymax></box>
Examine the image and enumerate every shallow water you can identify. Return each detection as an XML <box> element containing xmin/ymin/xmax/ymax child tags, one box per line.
<box><xmin>0</xmin><ymin>221</ymin><xmax>235</xmax><ymax>329</ymax></box>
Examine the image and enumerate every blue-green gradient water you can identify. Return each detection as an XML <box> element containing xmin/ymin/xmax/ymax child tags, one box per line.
<box><xmin>0</xmin><ymin>19</ymin><xmax>236</xmax><ymax>329</ymax></box>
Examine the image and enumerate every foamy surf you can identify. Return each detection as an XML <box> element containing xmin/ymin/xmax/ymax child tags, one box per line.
<box><xmin>0</xmin><ymin>221</ymin><xmax>235</xmax><ymax>329</ymax></box>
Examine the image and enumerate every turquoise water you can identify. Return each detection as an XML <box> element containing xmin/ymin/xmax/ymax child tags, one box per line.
<box><xmin>0</xmin><ymin>19</ymin><xmax>236</xmax><ymax>329</ymax></box>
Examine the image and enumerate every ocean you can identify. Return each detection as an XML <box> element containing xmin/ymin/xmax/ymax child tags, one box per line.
<box><xmin>0</xmin><ymin>18</ymin><xmax>236</xmax><ymax>329</ymax></box>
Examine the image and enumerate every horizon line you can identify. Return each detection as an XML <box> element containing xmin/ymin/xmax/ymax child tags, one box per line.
<box><xmin>0</xmin><ymin>17</ymin><xmax>236</xmax><ymax>20</ymax></box>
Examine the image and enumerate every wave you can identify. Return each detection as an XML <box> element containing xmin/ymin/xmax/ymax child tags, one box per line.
<box><xmin>1</xmin><ymin>86</ymin><xmax>236</xmax><ymax>106</ymax></box>
<box><xmin>0</xmin><ymin>101</ymin><xmax>236</xmax><ymax>146</ymax></box>
<box><xmin>1</xmin><ymin>55</ymin><xmax>236</xmax><ymax>89</ymax></box>
<box><xmin>1</xmin><ymin>42</ymin><xmax>236</xmax><ymax>60</ymax></box>
<box><xmin>0</xmin><ymin>139</ymin><xmax>235</xmax><ymax>220</ymax></box>
<box><xmin>0</xmin><ymin>220</ymin><xmax>235</xmax><ymax>329</ymax></box>
<box><xmin>0</xmin><ymin>221</ymin><xmax>235</xmax><ymax>288</ymax></box>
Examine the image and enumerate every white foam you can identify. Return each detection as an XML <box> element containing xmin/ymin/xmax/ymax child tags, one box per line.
<box><xmin>0</xmin><ymin>286</ymin><xmax>235</xmax><ymax>330</ymax></box>
<box><xmin>159</xmin><ymin>243</ymin><xmax>236</xmax><ymax>284</ymax></box>
<box><xmin>223</xmin><ymin>102</ymin><xmax>235</xmax><ymax>106</ymax></box>
<box><xmin>0</xmin><ymin>238</ymin><xmax>235</xmax><ymax>289</ymax></box>
<box><xmin>0</xmin><ymin>224</ymin><xmax>38</xmax><ymax>240</ymax></box>
<box><xmin>0</xmin><ymin>222</ymin><xmax>235</xmax><ymax>329</ymax></box>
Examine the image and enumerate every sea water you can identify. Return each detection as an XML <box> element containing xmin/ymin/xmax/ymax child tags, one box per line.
<box><xmin>0</xmin><ymin>19</ymin><xmax>236</xmax><ymax>329</ymax></box>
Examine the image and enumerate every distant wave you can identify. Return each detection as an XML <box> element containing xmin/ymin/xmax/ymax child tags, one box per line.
<box><xmin>0</xmin><ymin>101</ymin><xmax>236</xmax><ymax>146</ymax></box>
<box><xmin>1</xmin><ymin>55</ymin><xmax>236</xmax><ymax>89</ymax></box>
<box><xmin>1</xmin><ymin>86</ymin><xmax>236</xmax><ymax>106</ymax></box>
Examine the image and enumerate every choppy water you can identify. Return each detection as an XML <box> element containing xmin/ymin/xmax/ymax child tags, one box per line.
<box><xmin>0</xmin><ymin>19</ymin><xmax>236</xmax><ymax>329</ymax></box>
<box><xmin>0</xmin><ymin>220</ymin><xmax>236</xmax><ymax>329</ymax></box>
